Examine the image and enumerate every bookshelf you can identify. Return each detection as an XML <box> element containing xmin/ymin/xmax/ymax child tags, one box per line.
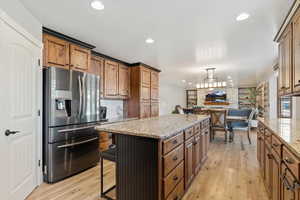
<box><xmin>186</xmin><ymin>90</ymin><xmax>198</xmax><ymax>108</ymax></box>
<box><xmin>238</xmin><ymin>87</ymin><xmax>256</xmax><ymax>109</ymax></box>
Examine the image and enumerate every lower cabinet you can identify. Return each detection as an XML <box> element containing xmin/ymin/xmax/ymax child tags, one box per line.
<box><xmin>271</xmin><ymin>152</ymin><xmax>280</xmax><ymax>200</ymax></box>
<box><xmin>257</xmin><ymin>122</ymin><xmax>300</xmax><ymax>200</ymax></box>
<box><xmin>184</xmin><ymin>137</ymin><xmax>194</xmax><ymax>188</ymax></box>
<box><xmin>193</xmin><ymin>133</ymin><xmax>202</xmax><ymax>174</ymax></box>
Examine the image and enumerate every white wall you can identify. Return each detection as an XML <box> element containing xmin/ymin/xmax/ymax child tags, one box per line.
<box><xmin>292</xmin><ymin>97</ymin><xmax>300</xmax><ymax>120</ymax></box>
<box><xmin>268</xmin><ymin>72</ymin><xmax>278</xmax><ymax>119</ymax></box>
<box><xmin>0</xmin><ymin>0</ymin><xmax>42</xmax><ymax>41</ymax></box>
<box><xmin>159</xmin><ymin>79</ymin><xmax>186</xmax><ymax>115</ymax></box>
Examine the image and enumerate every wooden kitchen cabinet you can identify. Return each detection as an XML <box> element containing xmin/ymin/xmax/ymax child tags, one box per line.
<box><xmin>118</xmin><ymin>64</ymin><xmax>130</xmax><ymax>98</ymax></box>
<box><xmin>90</xmin><ymin>55</ymin><xmax>104</xmax><ymax>97</ymax></box>
<box><xmin>271</xmin><ymin>152</ymin><xmax>280</xmax><ymax>200</ymax></box>
<box><xmin>293</xmin><ymin>10</ymin><xmax>300</xmax><ymax>93</ymax></box>
<box><xmin>70</xmin><ymin>44</ymin><xmax>91</xmax><ymax>72</ymax></box>
<box><xmin>104</xmin><ymin>60</ymin><xmax>119</xmax><ymax>97</ymax></box>
<box><xmin>150</xmin><ymin>102</ymin><xmax>159</xmax><ymax>117</ymax></box>
<box><xmin>43</xmin><ymin>34</ymin><xmax>70</xmax><ymax>69</ymax></box>
<box><xmin>281</xmin><ymin>164</ymin><xmax>298</xmax><ymax>200</ymax></box>
<box><xmin>128</xmin><ymin>64</ymin><xmax>161</xmax><ymax>119</ymax></box>
<box><xmin>185</xmin><ymin>137</ymin><xmax>194</xmax><ymax>188</ymax></box>
<box><xmin>140</xmin><ymin>102</ymin><xmax>151</xmax><ymax>118</ymax></box>
<box><xmin>193</xmin><ymin>133</ymin><xmax>202</xmax><ymax>174</ymax></box>
<box><xmin>264</xmin><ymin>145</ymin><xmax>272</xmax><ymax>196</ymax></box>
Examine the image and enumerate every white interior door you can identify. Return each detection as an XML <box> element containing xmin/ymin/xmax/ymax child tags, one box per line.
<box><xmin>0</xmin><ymin>15</ymin><xmax>41</xmax><ymax>200</ymax></box>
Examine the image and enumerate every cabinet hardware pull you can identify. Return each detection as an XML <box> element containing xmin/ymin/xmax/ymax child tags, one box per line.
<box><xmin>272</xmin><ymin>143</ymin><xmax>279</xmax><ymax>147</ymax></box>
<box><xmin>284</xmin><ymin>157</ymin><xmax>295</xmax><ymax>164</ymax></box>
<box><xmin>173</xmin><ymin>156</ymin><xmax>178</xmax><ymax>161</ymax></box>
<box><xmin>173</xmin><ymin>196</ymin><xmax>179</xmax><ymax>200</ymax></box>
<box><xmin>173</xmin><ymin>176</ymin><xmax>179</xmax><ymax>181</ymax></box>
<box><xmin>298</xmin><ymin>80</ymin><xmax>300</xmax><ymax>83</ymax></box>
<box><xmin>267</xmin><ymin>154</ymin><xmax>273</xmax><ymax>159</ymax></box>
<box><xmin>172</xmin><ymin>140</ymin><xmax>178</xmax><ymax>145</ymax></box>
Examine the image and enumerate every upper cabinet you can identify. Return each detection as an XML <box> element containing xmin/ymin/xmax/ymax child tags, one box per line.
<box><xmin>293</xmin><ymin>10</ymin><xmax>300</xmax><ymax>93</ymax></box>
<box><xmin>118</xmin><ymin>64</ymin><xmax>130</xmax><ymax>97</ymax></box>
<box><xmin>43</xmin><ymin>33</ymin><xmax>91</xmax><ymax>73</ymax></box>
<box><xmin>90</xmin><ymin>55</ymin><xmax>104</xmax><ymax>97</ymax></box>
<box><xmin>277</xmin><ymin>5</ymin><xmax>300</xmax><ymax>96</ymax></box>
<box><xmin>43</xmin><ymin>34</ymin><xmax>70</xmax><ymax>69</ymax></box>
<box><xmin>70</xmin><ymin>44</ymin><xmax>91</xmax><ymax>72</ymax></box>
<box><xmin>104</xmin><ymin>60</ymin><xmax>119</xmax><ymax>97</ymax></box>
<box><xmin>278</xmin><ymin>24</ymin><xmax>292</xmax><ymax>96</ymax></box>
<box><xmin>104</xmin><ymin>60</ymin><xmax>131</xmax><ymax>99</ymax></box>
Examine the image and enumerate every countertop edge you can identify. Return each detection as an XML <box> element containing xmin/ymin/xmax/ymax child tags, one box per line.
<box><xmin>96</xmin><ymin>116</ymin><xmax>210</xmax><ymax>140</ymax></box>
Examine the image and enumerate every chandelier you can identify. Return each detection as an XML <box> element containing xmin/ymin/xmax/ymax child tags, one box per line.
<box><xmin>196</xmin><ymin>68</ymin><xmax>227</xmax><ymax>89</ymax></box>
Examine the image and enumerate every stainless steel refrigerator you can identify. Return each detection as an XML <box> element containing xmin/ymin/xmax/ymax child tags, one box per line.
<box><xmin>43</xmin><ymin>67</ymin><xmax>103</xmax><ymax>183</ymax></box>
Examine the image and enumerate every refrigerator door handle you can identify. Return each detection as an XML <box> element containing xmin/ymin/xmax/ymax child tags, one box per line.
<box><xmin>82</xmin><ymin>74</ymin><xmax>86</xmax><ymax>115</ymax></box>
<box><xmin>57</xmin><ymin>137</ymin><xmax>98</xmax><ymax>148</ymax></box>
<box><xmin>78</xmin><ymin>76</ymin><xmax>83</xmax><ymax>117</ymax></box>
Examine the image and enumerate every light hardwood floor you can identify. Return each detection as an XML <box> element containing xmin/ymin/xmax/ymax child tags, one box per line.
<box><xmin>27</xmin><ymin>130</ymin><xmax>268</xmax><ymax>200</ymax></box>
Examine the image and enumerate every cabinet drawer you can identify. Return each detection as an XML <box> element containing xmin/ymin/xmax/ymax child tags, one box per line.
<box><xmin>163</xmin><ymin>132</ymin><xmax>184</xmax><ymax>155</ymax></box>
<box><xmin>271</xmin><ymin>135</ymin><xmax>282</xmax><ymax>157</ymax></box>
<box><xmin>194</xmin><ymin>123</ymin><xmax>201</xmax><ymax>134</ymax></box>
<box><xmin>163</xmin><ymin>162</ymin><xmax>184</xmax><ymax>199</ymax></box>
<box><xmin>184</xmin><ymin>127</ymin><xmax>194</xmax><ymax>140</ymax></box>
<box><xmin>282</xmin><ymin>146</ymin><xmax>300</xmax><ymax>179</ymax></box>
<box><xmin>166</xmin><ymin>180</ymin><xmax>184</xmax><ymax>200</ymax></box>
<box><xmin>264</xmin><ymin>128</ymin><xmax>272</xmax><ymax>146</ymax></box>
<box><xmin>163</xmin><ymin>145</ymin><xmax>184</xmax><ymax>176</ymax></box>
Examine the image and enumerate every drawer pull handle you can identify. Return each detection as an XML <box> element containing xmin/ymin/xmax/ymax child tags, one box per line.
<box><xmin>173</xmin><ymin>156</ymin><xmax>178</xmax><ymax>161</ymax></box>
<box><xmin>173</xmin><ymin>176</ymin><xmax>179</xmax><ymax>181</ymax></box>
<box><xmin>272</xmin><ymin>143</ymin><xmax>279</xmax><ymax>147</ymax></box>
<box><xmin>173</xmin><ymin>196</ymin><xmax>179</xmax><ymax>200</ymax></box>
<box><xmin>284</xmin><ymin>157</ymin><xmax>295</xmax><ymax>164</ymax></box>
<box><xmin>267</xmin><ymin>154</ymin><xmax>273</xmax><ymax>159</ymax></box>
<box><xmin>172</xmin><ymin>140</ymin><xmax>178</xmax><ymax>145</ymax></box>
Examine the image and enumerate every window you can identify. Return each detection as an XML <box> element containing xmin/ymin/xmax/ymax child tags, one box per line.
<box><xmin>279</xmin><ymin>97</ymin><xmax>292</xmax><ymax>118</ymax></box>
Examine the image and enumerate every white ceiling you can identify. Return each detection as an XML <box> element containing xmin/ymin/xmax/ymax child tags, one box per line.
<box><xmin>20</xmin><ymin>0</ymin><xmax>293</xmax><ymax>87</ymax></box>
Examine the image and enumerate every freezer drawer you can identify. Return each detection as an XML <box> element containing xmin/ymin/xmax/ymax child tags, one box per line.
<box><xmin>45</xmin><ymin>136</ymin><xmax>99</xmax><ymax>183</ymax></box>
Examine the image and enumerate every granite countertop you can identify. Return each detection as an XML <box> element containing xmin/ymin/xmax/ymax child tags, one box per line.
<box><xmin>100</xmin><ymin>117</ymin><xmax>138</xmax><ymax>125</ymax></box>
<box><xmin>96</xmin><ymin>114</ymin><xmax>210</xmax><ymax>140</ymax></box>
<box><xmin>258</xmin><ymin>117</ymin><xmax>300</xmax><ymax>157</ymax></box>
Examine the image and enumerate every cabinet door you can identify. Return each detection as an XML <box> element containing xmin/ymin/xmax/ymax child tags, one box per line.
<box><xmin>293</xmin><ymin>11</ymin><xmax>300</xmax><ymax>93</ymax></box>
<box><xmin>204</xmin><ymin>129</ymin><xmax>210</xmax><ymax>158</ymax></box>
<box><xmin>200</xmin><ymin>132</ymin><xmax>205</xmax><ymax>163</ymax></box>
<box><xmin>281</xmin><ymin>167</ymin><xmax>296</xmax><ymax>200</ymax></box>
<box><xmin>185</xmin><ymin>138</ymin><xmax>194</xmax><ymax>188</ymax></box>
<box><xmin>90</xmin><ymin>56</ymin><xmax>104</xmax><ymax>97</ymax></box>
<box><xmin>257</xmin><ymin>133</ymin><xmax>262</xmax><ymax>165</ymax></box>
<box><xmin>118</xmin><ymin>64</ymin><xmax>130</xmax><ymax>98</ymax></box>
<box><xmin>43</xmin><ymin>34</ymin><xmax>69</xmax><ymax>69</ymax></box>
<box><xmin>141</xmin><ymin>67</ymin><xmax>151</xmax><ymax>87</ymax></box>
<box><xmin>70</xmin><ymin>44</ymin><xmax>91</xmax><ymax>72</ymax></box>
<box><xmin>151</xmin><ymin>71</ymin><xmax>159</xmax><ymax>88</ymax></box>
<box><xmin>140</xmin><ymin>102</ymin><xmax>151</xmax><ymax>119</ymax></box>
<box><xmin>279</xmin><ymin>40</ymin><xmax>286</xmax><ymax>96</ymax></box>
<box><xmin>141</xmin><ymin>86</ymin><xmax>151</xmax><ymax>101</ymax></box>
<box><xmin>265</xmin><ymin>146</ymin><xmax>272</xmax><ymax>196</ymax></box>
<box><xmin>151</xmin><ymin>87</ymin><xmax>159</xmax><ymax>101</ymax></box>
<box><xmin>150</xmin><ymin>102</ymin><xmax>159</xmax><ymax>117</ymax></box>
<box><xmin>193</xmin><ymin>134</ymin><xmax>201</xmax><ymax>174</ymax></box>
<box><xmin>271</xmin><ymin>154</ymin><xmax>280</xmax><ymax>200</ymax></box>
<box><xmin>104</xmin><ymin>60</ymin><xmax>119</xmax><ymax>97</ymax></box>
<box><xmin>259</xmin><ymin>137</ymin><xmax>265</xmax><ymax>179</ymax></box>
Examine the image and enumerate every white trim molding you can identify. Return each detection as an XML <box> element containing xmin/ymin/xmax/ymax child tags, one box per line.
<box><xmin>0</xmin><ymin>9</ymin><xmax>42</xmax><ymax>48</ymax></box>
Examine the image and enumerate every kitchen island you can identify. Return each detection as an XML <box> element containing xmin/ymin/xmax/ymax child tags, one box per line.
<box><xmin>96</xmin><ymin>114</ymin><xmax>210</xmax><ymax>200</ymax></box>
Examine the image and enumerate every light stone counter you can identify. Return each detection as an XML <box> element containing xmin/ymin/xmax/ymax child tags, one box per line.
<box><xmin>258</xmin><ymin>117</ymin><xmax>300</xmax><ymax>157</ymax></box>
<box><xmin>96</xmin><ymin>114</ymin><xmax>210</xmax><ymax>140</ymax></box>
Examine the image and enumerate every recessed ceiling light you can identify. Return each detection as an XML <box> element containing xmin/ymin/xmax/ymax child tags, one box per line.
<box><xmin>182</xmin><ymin>80</ymin><xmax>186</xmax><ymax>83</ymax></box>
<box><xmin>227</xmin><ymin>76</ymin><xmax>232</xmax><ymax>79</ymax></box>
<box><xmin>91</xmin><ymin>0</ymin><xmax>104</xmax><ymax>10</ymax></box>
<box><xmin>236</xmin><ymin>13</ymin><xmax>250</xmax><ymax>21</ymax></box>
<box><xmin>196</xmin><ymin>84</ymin><xmax>200</xmax><ymax>89</ymax></box>
<box><xmin>188</xmin><ymin>82</ymin><xmax>192</xmax><ymax>85</ymax></box>
<box><xmin>145</xmin><ymin>38</ymin><xmax>154</xmax><ymax>44</ymax></box>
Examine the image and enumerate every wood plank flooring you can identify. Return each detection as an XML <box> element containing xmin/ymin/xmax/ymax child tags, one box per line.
<box><xmin>26</xmin><ymin>131</ymin><xmax>268</xmax><ymax>200</ymax></box>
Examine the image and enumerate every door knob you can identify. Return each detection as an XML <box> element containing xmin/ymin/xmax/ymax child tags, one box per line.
<box><xmin>5</xmin><ymin>129</ymin><xmax>20</xmax><ymax>136</ymax></box>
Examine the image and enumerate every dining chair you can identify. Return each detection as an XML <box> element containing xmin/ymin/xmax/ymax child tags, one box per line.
<box><xmin>230</xmin><ymin>109</ymin><xmax>256</xmax><ymax>144</ymax></box>
<box><xmin>209</xmin><ymin>109</ymin><xmax>228</xmax><ymax>142</ymax></box>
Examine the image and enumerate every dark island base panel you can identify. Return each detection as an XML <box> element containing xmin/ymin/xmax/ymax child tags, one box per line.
<box><xmin>116</xmin><ymin>134</ymin><xmax>160</xmax><ymax>200</ymax></box>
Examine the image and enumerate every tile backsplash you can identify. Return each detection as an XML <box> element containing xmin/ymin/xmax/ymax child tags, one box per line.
<box><xmin>101</xmin><ymin>99</ymin><xmax>124</xmax><ymax>119</ymax></box>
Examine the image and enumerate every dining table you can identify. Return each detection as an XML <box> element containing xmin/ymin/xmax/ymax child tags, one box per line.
<box><xmin>227</xmin><ymin>116</ymin><xmax>248</xmax><ymax>142</ymax></box>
